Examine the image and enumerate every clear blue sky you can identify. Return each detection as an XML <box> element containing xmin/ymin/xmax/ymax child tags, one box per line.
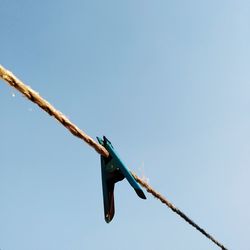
<box><xmin>0</xmin><ymin>1</ymin><xmax>249</xmax><ymax>249</ymax></box>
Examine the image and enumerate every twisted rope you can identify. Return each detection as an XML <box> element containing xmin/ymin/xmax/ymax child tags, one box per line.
<box><xmin>0</xmin><ymin>64</ymin><xmax>228</xmax><ymax>250</ymax></box>
<box><xmin>132</xmin><ymin>173</ymin><xmax>228</xmax><ymax>250</ymax></box>
<box><xmin>0</xmin><ymin>65</ymin><xmax>108</xmax><ymax>157</ymax></box>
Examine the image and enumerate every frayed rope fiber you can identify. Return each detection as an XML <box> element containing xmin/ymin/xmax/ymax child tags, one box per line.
<box><xmin>0</xmin><ymin>65</ymin><xmax>228</xmax><ymax>250</ymax></box>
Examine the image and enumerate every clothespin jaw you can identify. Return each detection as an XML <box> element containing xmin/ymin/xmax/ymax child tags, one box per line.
<box><xmin>97</xmin><ymin>136</ymin><xmax>146</xmax><ymax>223</ymax></box>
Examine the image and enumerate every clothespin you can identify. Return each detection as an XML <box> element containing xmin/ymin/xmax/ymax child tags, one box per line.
<box><xmin>97</xmin><ymin>136</ymin><xmax>146</xmax><ymax>223</ymax></box>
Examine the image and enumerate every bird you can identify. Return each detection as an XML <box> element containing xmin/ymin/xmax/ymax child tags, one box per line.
<box><xmin>97</xmin><ymin>136</ymin><xmax>146</xmax><ymax>223</ymax></box>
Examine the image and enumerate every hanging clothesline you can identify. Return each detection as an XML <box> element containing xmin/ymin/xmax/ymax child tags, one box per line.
<box><xmin>0</xmin><ymin>65</ymin><xmax>228</xmax><ymax>250</ymax></box>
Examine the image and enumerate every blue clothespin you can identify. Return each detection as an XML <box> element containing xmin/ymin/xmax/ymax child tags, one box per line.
<box><xmin>97</xmin><ymin>136</ymin><xmax>146</xmax><ymax>223</ymax></box>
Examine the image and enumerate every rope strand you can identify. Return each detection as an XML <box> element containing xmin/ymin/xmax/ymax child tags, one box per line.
<box><xmin>0</xmin><ymin>65</ymin><xmax>109</xmax><ymax>157</ymax></box>
<box><xmin>132</xmin><ymin>173</ymin><xmax>228</xmax><ymax>250</ymax></box>
<box><xmin>0</xmin><ymin>64</ymin><xmax>228</xmax><ymax>250</ymax></box>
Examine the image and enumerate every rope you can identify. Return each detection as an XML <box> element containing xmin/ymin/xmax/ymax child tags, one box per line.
<box><xmin>0</xmin><ymin>64</ymin><xmax>228</xmax><ymax>250</ymax></box>
<box><xmin>132</xmin><ymin>173</ymin><xmax>228</xmax><ymax>250</ymax></box>
<box><xmin>0</xmin><ymin>65</ymin><xmax>109</xmax><ymax>157</ymax></box>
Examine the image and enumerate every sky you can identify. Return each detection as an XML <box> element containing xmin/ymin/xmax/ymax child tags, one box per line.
<box><xmin>0</xmin><ymin>0</ymin><xmax>250</xmax><ymax>249</ymax></box>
